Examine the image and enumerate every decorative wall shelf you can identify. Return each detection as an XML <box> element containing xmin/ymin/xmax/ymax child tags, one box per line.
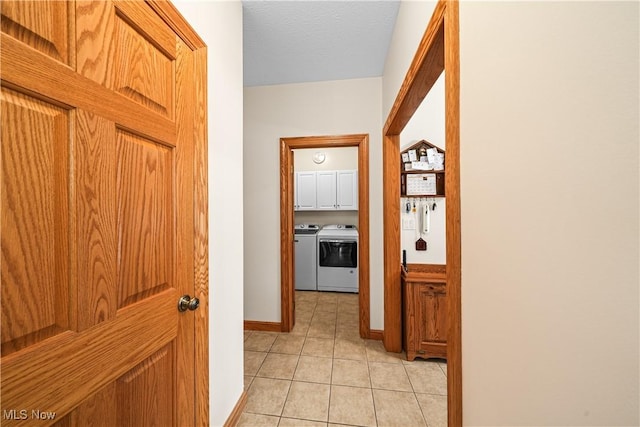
<box><xmin>400</xmin><ymin>140</ymin><xmax>445</xmax><ymax>197</ymax></box>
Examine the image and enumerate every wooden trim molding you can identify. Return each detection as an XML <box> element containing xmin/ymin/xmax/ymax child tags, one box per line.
<box><xmin>444</xmin><ymin>2</ymin><xmax>462</xmax><ymax>424</ymax></box>
<box><xmin>223</xmin><ymin>391</ymin><xmax>247</xmax><ymax>427</ymax></box>
<box><xmin>369</xmin><ymin>329</ymin><xmax>384</xmax><ymax>341</ymax></box>
<box><xmin>382</xmin><ymin>1</ymin><xmax>461</xmax><ymax>426</ymax></box>
<box><xmin>193</xmin><ymin>47</ymin><xmax>210</xmax><ymax>427</ymax></box>
<box><xmin>244</xmin><ymin>321</ymin><xmax>282</xmax><ymax>332</ymax></box>
<box><xmin>279</xmin><ymin>134</ymin><xmax>372</xmax><ymax>339</ymax></box>
<box><xmin>146</xmin><ymin>0</ymin><xmax>206</xmax><ymax>49</ymax></box>
<box><xmin>382</xmin><ymin>133</ymin><xmax>401</xmax><ymax>352</ymax></box>
<box><xmin>383</xmin><ymin>1</ymin><xmax>446</xmax><ymax>136</ymax></box>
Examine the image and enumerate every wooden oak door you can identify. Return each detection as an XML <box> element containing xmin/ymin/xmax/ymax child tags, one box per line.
<box><xmin>1</xmin><ymin>1</ymin><xmax>207</xmax><ymax>425</ymax></box>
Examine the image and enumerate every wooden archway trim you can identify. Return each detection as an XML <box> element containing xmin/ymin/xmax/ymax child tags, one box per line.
<box><xmin>382</xmin><ymin>0</ymin><xmax>461</xmax><ymax>426</ymax></box>
<box><xmin>280</xmin><ymin>134</ymin><xmax>371</xmax><ymax>339</ymax></box>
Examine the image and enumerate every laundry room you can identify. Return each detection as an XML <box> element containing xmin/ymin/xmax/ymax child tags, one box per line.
<box><xmin>293</xmin><ymin>147</ymin><xmax>359</xmax><ymax>294</ymax></box>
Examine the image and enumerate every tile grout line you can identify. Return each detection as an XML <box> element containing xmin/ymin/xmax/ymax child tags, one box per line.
<box><xmin>327</xmin><ymin>296</ymin><xmax>335</xmax><ymax>425</ymax></box>
<box><xmin>403</xmin><ymin>361</ymin><xmax>430</xmax><ymax>427</ymax></box>
<box><xmin>365</xmin><ymin>340</ymin><xmax>380</xmax><ymax>427</ymax></box>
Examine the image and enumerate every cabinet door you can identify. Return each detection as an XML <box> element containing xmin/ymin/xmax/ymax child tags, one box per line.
<box><xmin>316</xmin><ymin>170</ymin><xmax>337</xmax><ymax>210</ymax></box>
<box><xmin>336</xmin><ymin>170</ymin><xmax>358</xmax><ymax>210</ymax></box>
<box><xmin>295</xmin><ymin>171</ymin><xmax>316</xmax><ymax>210</ymax></box>
<box><xmin>416</xmin><ymin>284</ymin><xmax>447</xmax><ymax>358</ymax></box>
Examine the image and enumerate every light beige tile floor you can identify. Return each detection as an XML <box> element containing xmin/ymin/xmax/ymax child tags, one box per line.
<box><xmin>240</xmin><ymin>291</ymin><xmax>447</xmax><ymax>427</ymax></box>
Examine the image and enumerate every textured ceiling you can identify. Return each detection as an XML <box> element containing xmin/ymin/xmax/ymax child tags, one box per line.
<box><xmin>242</xmin><ymin>0</ymin><xmax>400</xmax><ymax>87</ymax></box>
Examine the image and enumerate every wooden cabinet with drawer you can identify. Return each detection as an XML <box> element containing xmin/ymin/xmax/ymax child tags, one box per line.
<box><xmin>402</xmin><ymin>264</ymin><xmax>447</xmax><ymax>361</ymax></box>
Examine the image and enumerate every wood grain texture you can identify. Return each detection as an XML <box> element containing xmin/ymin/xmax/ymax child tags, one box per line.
<box><xmin>382</xmin><ymin>133</ymin><xmax>402</xmax><ymax>353</ymax></box>
<box><xmin>113</xmin><ymin>1</ymin><xmax>177</xmax><ymax>59</ymax></box>
<box><xmin>223</xmin><ymin>391</ymin><xmax>248</xmax><ymax>427</ymax></box>
<box><xmin>244</xmin><ymin>321</ymin><xmax>282</xmax><ymax>332</ymax></box>
<box><xmin>113</xmin><ymin>9</ymin><xmax>174</xmax><ymax>118</ymax></box>
<box><xmin>116</xmin><ymin>131</ymin><xmax>172</xmax><ymax>308</ymax></box>
<box><xmin>445</xmin><ymin>0</ymin><xmax>462</xmax><ymax>425</ymax></box>
<box><xmin>0</xmin><ymin>290</ymin><xmax>178</xmax><ymax>426</ymax></box>
<box><xmin>117</xmin><ymin>343</ymin><xmax>174</xmax><ymax>426</ymax></box>
<box><xmin>402</xmin><ymin>267</ymin><xmax>447</xmax><ymax>361</ymax></box>
<box><xmin>1</xmin><ymin>33</ymin><xmax>176</xmax><ymax>146</ymax></box>
<box><xmin>76</xmin><ymin>0</ymin><xmax>117</xmax><ymax>87</ymax></box>
<box><xmin>280</xmin><ymin>141</ymin><xmax>295</xmax><ymax>332</ymax></box>
<box><xmin>279</xmin><ymin>134</ymin><xmax>371</xmax><ymax>338</ymax></box>
<box><xmin>357</xmin><ymin>135</ymin><xmax>371</xmax><ymax>338</ymax></box>
<box><xmin>74</xmin><ymin>111</ymin><xmax>117</xmax><ymax>331</ymax></box>
<box><xmin>175</xmin><ymin>36</ymin><xmax>196</xmax><ymax>427</ymax></box>
<box><xmin>405</xmin><ymin>263</ymin><xmax>446</xmax><ymax>276</ymax></box>
<box><xmin>1</xmin><ymin>0</ymin><xmax>73</xmax><ymax>64</ymax></box>
<box><xmin>77</xmin><ymin>1</ymin><xmax>176</xmax><ymax>118</ymax></box>
<box><xmin>146</xmin><ymin>0</ymin><xmax>206</xmax><ymax>50</ymax></box>
<box><xmin>1</xmin><ymin>87</ymin><xmax>70</xmax><ymax>355</ymax></box>
<box><xmin>418</xmin><ymin>285</ymin><xmax>447</xmax><ymax>353</ymax></box>
<box><xmin>1</xmin><ymin>1</ymin><xmax>207</xmax><ymax>424</ymax></box>
<box><xmin>193</xmin><ymin>46</ymin><xmax>210</xmax><ymax>427</ymax></box>
<box><xmin>70</xmin><ymin>383</ymin><xmax>117</xmax><ymax>427</ymax></box>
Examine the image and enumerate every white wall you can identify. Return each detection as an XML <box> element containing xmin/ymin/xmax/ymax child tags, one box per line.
<box><xmin>294</xmin><ymin>147</ymin><xmax>359</xmax><ymax>227</ymax></box>
<box><xmin>173</xmin><ymin>2</ymin><xmax>244</xmax><ymax>426</ymax></box>
<box><xmin>244</xmin><ymin>77</ymin><xmax>384</xmax><ymax>329</ymax></box>
<box><xmin>294</xmin><ymin>147</ymin><xmax>358</xmax><ymax>171</ymax></box>
<box><xmin>399</xmin><ymin>197</ymin><xmax>446</xmax><ymax>264</ymax></box>
<box><xmin>382</xmin><ymin>1</ymin><xmax>438</xmax><ymax>120</ymax></box>
<box><xmin>383</xmin><ymin>1</ymin><xmax>444</xmax><ymax>266</ymax></box>
<box><xmin>459</xmin><ymin>2</ymin><xmax>639</xmax><ymax>425</ymax></box>
<box><xmin>400</xmin><ymin>73</ymin><xmax>446</xmax><ymax>265</ymax></box>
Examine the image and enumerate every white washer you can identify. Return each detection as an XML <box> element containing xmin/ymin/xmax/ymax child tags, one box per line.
<box><xmin>317</xmin><ymin>225</ymin><xmax>358</xmax><ymax>293</ymax></box>
<box><xmin>294</xmin><ymin>224</ymin><xmax>319</xmax><ymax>291</ymax></box>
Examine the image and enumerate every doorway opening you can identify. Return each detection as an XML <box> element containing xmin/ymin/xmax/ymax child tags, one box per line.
<box><xmin>382</xmin><ymin>1</ymin><xmax>461</xmax><ymax>425</ymax></box>
<box><xmin>279</xmin><ymin>134</ymin><xmax>372</xmax><ymax>339</ymax></box>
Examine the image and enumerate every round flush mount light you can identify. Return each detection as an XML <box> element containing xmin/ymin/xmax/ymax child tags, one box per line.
<box><xmin>313</xmin><ymin>152</ymin><xmax>326</xmax><ymax>164</ymax></box>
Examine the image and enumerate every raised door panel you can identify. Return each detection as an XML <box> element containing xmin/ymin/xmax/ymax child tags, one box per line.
<box><xmin>116</xmin><ymin>344</ymin><xmax>175</xmax><ymax>426</ymax></box>
<box><xmin>316</xmin><ymin>170</ymin><xmax>337</xmax><ymax>210</ymax></box>
<box><xmin>296</xmin><ymin>171</ymin><xmax>316</xmax><ymax>210</ymax></box>
<box><xmin>75</xmin><ymin>111</ymin><xmax>118</xmax><ymax>331</ymax></box>
<box><xmin>1</xmin><ymin>0</ymin><xmax>72</xmax><ymax>64</ymax></box>
<box><xmin>116</xmin><ymin>130</ymin><xmax>173</xmax><ymax>309</ymax></box>
<box><xmin>337</xmin><ymin>170</ymin><xmax>358</xmax><ymax>210</ymax></box>
<box><xmin>1</xmin><ymin>87</ymin><xmax>71</xmax><ymax>356</ymax></box>
<box><xmin>59</xmin><ymin>343</ymin><xmax>175</xmax><ymax>426</ymax></box>
<box><xmin>70</xmin><ymin>383</ymin><xmax>117</xmax><ymax>426</ymax></box>
<box><xmin>76</xmin><ymin>0</ymin><xmax>175</xmax><ymax>119</ymax></box>
<box><xmin>417</xmin><ymin>284</ymin><xmax>447</xmax><ymax>357</ymax></box>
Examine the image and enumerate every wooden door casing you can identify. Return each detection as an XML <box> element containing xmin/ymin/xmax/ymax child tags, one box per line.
<box><xmin>1</xmin><ymin>1</ymin><xmax>207</xmax><ymax>425</ymax></box>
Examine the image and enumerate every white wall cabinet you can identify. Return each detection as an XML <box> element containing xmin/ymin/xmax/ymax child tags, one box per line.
<box><xmin>294</xmin><ymin>171</ymin><xmax>317</xmax><ymax>210</ymax></box>
<box><xmin>336</xmin><ymin>170</ymin><xmax>358</xmax><ymax>210</ymax></box>
<box><xmin>316</xmin><ymin>170</ymin><xmax>358</xmax><ymax>211</ymax></box>
<box><xmin>316</xmin><ymin>171</ymin><xmax>337</xmax><ymax>210</ymax></box>
<box><xmin>295</xmin><ymin>170</ymin><xmax>358</xmax><ymax>211</ymax></box>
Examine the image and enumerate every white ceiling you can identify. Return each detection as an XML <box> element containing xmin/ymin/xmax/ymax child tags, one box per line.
<box><xmin>242</xmin><ymin>1</ymin><xmax>400</xmax><ymax>87</ymax></box>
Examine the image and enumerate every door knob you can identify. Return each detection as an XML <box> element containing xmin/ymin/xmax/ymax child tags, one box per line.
<box><xmin>178</xmin><ymin>295</ymin><xmax>200</xmax><ymax>312</ymax></box>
